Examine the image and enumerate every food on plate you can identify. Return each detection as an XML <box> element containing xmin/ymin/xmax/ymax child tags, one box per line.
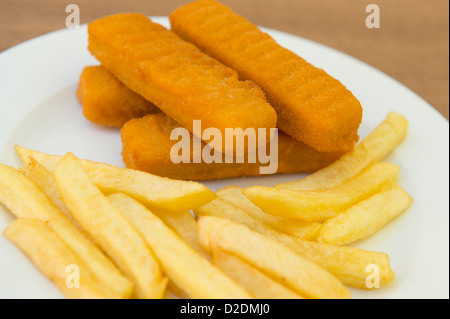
<box><xmin>19</xmin><ymin>158</ymin><xmax>77</xmax><ymax>227</ymax></box>
<box><xmin>195</xmin><ymin>194</ymin><xmax>395</xmax><ymax>288</ymax></box>
<box><xmin>278</xmin><ymin>237</ymin><xmax>395</xmax><ymax>289</ymax></box>
<box><xmin>2</xmin><ymin>105</ymin><xmax>410</xmax><ymax>298</ymax></box>
<box><xmin>170</xmin><ymin>0</ymin><xmax>362</xmax><ymax>152</ymax></box>
<box><xmin>3</xmin><ymin>219</ymin><xmax>117</xmax><ymax>299</ymax></box>
<box><xmin>215</xmin><ymin>186</ymin><xmax>321</xmax><ymax>239</ymax></box>
<box><xmin>277</xmin><ymin>112</ymin><xmax>409</xmax><ymax>190</ymax></box>
<box><xmin>317</xmin><ymin>186</ymin><xmax>413</xmax><ymax>245</ymax></box>
<box><xmin>211</xmin><ymin>249</ymin><xmax>303</xmax><ymax>299</ymax></box>
<box><xmin>21</xmin><ymin>158</ymin><xmax>203</xmax><ymax>257</ymax></box>
<box><xmin>88</xmin><ymin>13</ymin><xmax>277</xmax><ymax>154</ymax></box>
<box><xmin>54</xmin><ymin>153</ymin><xmax>168</xmax><ymax>299</ymax></box>
<box><xmin>197</xmin><ymin>216</ymin><xmax>351</xmax><ymax>299</ymax></box>
<box><xmin>0</xmin><ymin>163</ymin><xmax>55</xmax><ymax>220</ymax></box>
<box><xmin>243</xmin><ymin>162</ymin><xmax>400</xmax><ymax>221</ymax></box>
<box><xmin>150</xmin><ymin>209</ymin><xmax>208</xmax><ymax>258</ymax></box>
<box><xmin>195</xmin><ymin>195</ymin><xmax>319</xmax><ymax>241</ymax></box>
<box><xmin>0</xmin><ymin>0</ymin><xmax>415</xmax><ymax>298</ymax></box>
<box><xmin>196</xmin><ymin>189</ymin><xmax>320</xmax><ymax>240</ymax></box>
<box><xmin>77</xmin><ymin>66</ymin><xmax>160</xmax><ymax>128</ymax></box>
<box><xmin>15</xmin><ymin>145</ymin><xmax>216</xmax><ymax>212</ymax></box>
<box><xmin>121</xmin><ymin>113</ymin><xmax>344</xmax><ymax>180</ymax></box>
<box><xmin>109</xmin><ymin>193</ymin><xmax>251</xmax><ymax>299</ymax></box>
<box><xmin>0</xmin><ymin>163</ymin><xmax>134</xmax><ymax>298</ymax></box>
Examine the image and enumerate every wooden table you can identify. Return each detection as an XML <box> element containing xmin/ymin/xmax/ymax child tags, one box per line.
<box><xmin>1</xmin><ymin>0</ymin><xmax>448</xmax><ymax>119</ymax></box>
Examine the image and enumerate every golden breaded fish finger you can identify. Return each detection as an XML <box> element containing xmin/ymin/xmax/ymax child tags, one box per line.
<box><xmin>121</xmin><ymin>114</ymin><xmax>344</xmax><ymax>180</ymax></box>
<box><xmin>170</xmin><ymin>0</ymin><xmax>363</xmax><ymax>152</ymax></box>
<box><xmin>88</xmin><ymin>13</ymin><xmax>277</xmax><ymax>154</ymax></box>
<box><xmin>77</xmin><ymin>66</ymin><xmax>160</xmax><ymax>128</ymax></box>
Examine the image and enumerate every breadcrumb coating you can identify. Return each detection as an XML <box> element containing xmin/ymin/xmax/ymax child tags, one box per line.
<box><xmin>77</xmin><ymin>66</ymin><xmax>160</xmax><ymax>128</ymax></box>
<box><xmin>170</xmin><ymin>0</ymin><xmax>362</xmax><ymax>152</ymax></box>
<box><xmin>121</xmin><ymin>114</ymin><xmax>344</xmax><ymax>180</ymax></box>
<box><xmin>88</xmin><ymin>13</ymin><xmax>277</xmax><ymax>154</ymax></box>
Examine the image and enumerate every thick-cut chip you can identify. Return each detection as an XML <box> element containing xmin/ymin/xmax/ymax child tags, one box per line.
<box><xmin>0</xmin><ymin>163</ymin><xmax>133</xmax><ymax>298</ymax></box>
<box><xmin>4</xmin><ymin>219</ymin><xmax>115</xmax><ymax>299</ymax></box>
<box><xmin>317</xmin><ymin>186</ymin><xmax>413</xmax><ymax>245</ymax></box>
<box><xmin>195</xmin><ymin>195</ymin><xmax>394</xmax><ymax>288</ymax></box>
<box><xmin>170</xmin><ymin>0</ymin><xmax>362</xmax><ymax>152</ymax></box>
<box><xmin>212</xmin><ymin>249</ymin><xmax>303</xmax><ymax>299</ymax></box>
<box><xmin>151</xmin><ymin>209</ymin><xmax>208</xmax><ymax>258</ymax></box>
<box><xmin>54</xmin><ymin>153</ymin><xmax>167</xmax><ymax>299</ymax></box>
<box><xmin>197</xmin><ymin>216</ymin><xmax>351</xmax><ymax>299</ymax></box>
<box><xmin>88</xmin><ymin>13</ymin><xmax>277</xmax><ymax>155</ymax></box>
<box><xmin>243</xmin><ymin>162</ymin><xmax>400</xmax><ymax>221</ymax></box>
<box><xmin>121</xmin><ymin>114</ymin><xmax>344</xmax><ymax>180</ymax></box>
<box><xmin>195</xmin><ymin>196</ymin><xmax>316</xmax><ymax>241</ymax></box>
<box><xmin>77</xmin><ymin>65</ymin><xmax>160</xmax><ymax>128</ymax></box>
<box><xmin>278</xmin><ymin>237</ymin><xmax>395</xmax><ymax>288</ymax></box>
<box><xmin>277</xmin><ymin>112</ymin><xmax>409</xmax><ymax>190</ymax></box>
<box><xmin>108</xmin><ymin>193</ymin><xmax>251</xmax><ymax>299</ymax></box>
<box><xmin>216</xmin><ymin>186</ymin><xmax>320</xmax><ymax>239</ymax></box>
<box><xmin>19</xmin><ymin>158</ymin><xmax>78</xmax><ymax>227</ymax></box>
<box><xmin>0</xmin><ymin>163</ymin><xmax>53</xmax><ymax>220</ymax></box>
<box><xmin>15</xmin><ymin>145</ymin><xmax>216</xmax><ymax>212</ymax></box>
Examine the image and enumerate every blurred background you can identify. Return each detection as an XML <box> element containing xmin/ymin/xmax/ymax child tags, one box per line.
<box><xmin>1</xmin><ymin>0</ymin><xmax>448</xmax><ymax>119</ymax></box>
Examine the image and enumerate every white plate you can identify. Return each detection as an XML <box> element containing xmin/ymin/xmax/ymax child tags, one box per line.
<box><xmin>0</xmin><ymin>17</ymin><xmax>448</xmax><ymax>299</ymax></box>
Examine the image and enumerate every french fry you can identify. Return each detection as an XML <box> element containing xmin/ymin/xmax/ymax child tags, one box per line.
<box><xmin>317</xmin><ymin>186</ymin><xmax>413</xmax><ymax>245</ymax></box>
<box><xmin>212</xmin><ymin>249</ymin><xmax>304</xmax><ymax>299</ymax></box>
<box><xmin>108</xmin><ymin>193</ymin><xmax>252</xmax><ymax>299</ymax></box>
<box><xmin>216</xmin><ymin>186</ymin><xmax>320</xmax><ymax>239</ymax></box>
<box><xmin>281</xmin><ymin>238</ymin><xmax>395</xmax><ymax>289</ymax></box>
<box><xmin>54</xmin><ymin>153</ymin><xmax>167</xmax><ymax>299</ymax></box>
<box><xmin>195</xmin><ymin>196</ymin><xmax>315</xmax><ymax>242</ymax></box>
<box><xmin>170</xmin><ymin>0</ymin><xmax>362</xmax><ymax>153</ymax></box>
<box><xmin>151</xmin><ymin>209</ymin><xmax>209</xmax><ymax>258</ymax></box>
<box><xmin>19</xmin><ymin>157</ymin><xmax>207</xmax><ymax>257</ymax></box>
<box><xmin>243</xmin><ymin>162</ymin><xmax>400</xmax><ymax>221</ymax></box>
<box><xmin>15</xmin><ymin>145</ymin><xmax>215</xmax><ymax>212</ymax></box>
<box><xmin>195</xmin><ymin>196</ymin><xmax>395</xmax><ymax>288</ymax></box>
<box><xmin>19</xmin><ymin>158</ymin><xmax>78</xmax><ymax>227</ymax></box>
<box><xmin>277</xmin><ymin>112</ymin><xmax>408</xmax><ymax>191</ymax></box>
<box><xmin>3</xmin><ymin>219</ymin><xmax>114</xmax><ymax>299</ymax></box>
<box><xmin>0</xmin><ymin>163</ymin><xmax>133</xmax><ymax>298</ymax></box>
<box><xmin>0</xmin><ymin>163</ymin><xmax>51</xmax><ymax>219</ymax></box>
<box><xmin>197</xmin><ymin>216</ymin><xmax>351</xmax><ymax>299</ymax></box>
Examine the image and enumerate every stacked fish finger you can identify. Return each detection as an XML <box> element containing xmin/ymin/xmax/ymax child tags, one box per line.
<box><xmin>80</xmin><ymin>0</ymin><xmax>363</xmax><ymax>180</ymax></box>
<box><xmin>171</xmin><ymin>0</ymin><xmax>362</xmax><ymax>153</ymax></box>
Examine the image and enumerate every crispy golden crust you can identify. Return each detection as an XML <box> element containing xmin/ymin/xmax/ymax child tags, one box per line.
<box><xmin>121</xmin><ymin>114</ymin><xmax>344</xmax><ymax>180</ymax></box>
<box><xmin>77</xmin><ymin>66</ymin><xmax>160</xmax><ymax>128</ymax></box>
<box><xmin>88</xmin><ymin>13</ymin><xmax>277</xmax><ymax>150</ymax></box>
<box><xmin>170</xmin><ymin>0</ymin><xmax>362</xmax><ymax>152</ymax></box>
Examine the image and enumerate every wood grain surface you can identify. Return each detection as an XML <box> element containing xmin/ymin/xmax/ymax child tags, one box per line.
<box><xmin>0</xmin><ymin>0</ymin><xmax>448</xmax><ymax>119</ymax></box>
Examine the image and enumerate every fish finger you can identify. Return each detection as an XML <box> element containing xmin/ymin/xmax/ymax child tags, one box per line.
<box><xmin>121</xmin><ymin>113</ymin><xmax>344</xmax><ymax>180</ymax></box>
<box><xmin>170</xmin><ymin>0</ymin><xmax>362</xmax><ymax>152</ymax></box>
<box><xmin>88</xmin><ymin>13</ymin><xmax>277</xmax><ymax>154</ymax></box>
<box><xmin>77</xmin><ymin>66</ymin><xmax>160</xmax><ymax>128</ymax></box>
